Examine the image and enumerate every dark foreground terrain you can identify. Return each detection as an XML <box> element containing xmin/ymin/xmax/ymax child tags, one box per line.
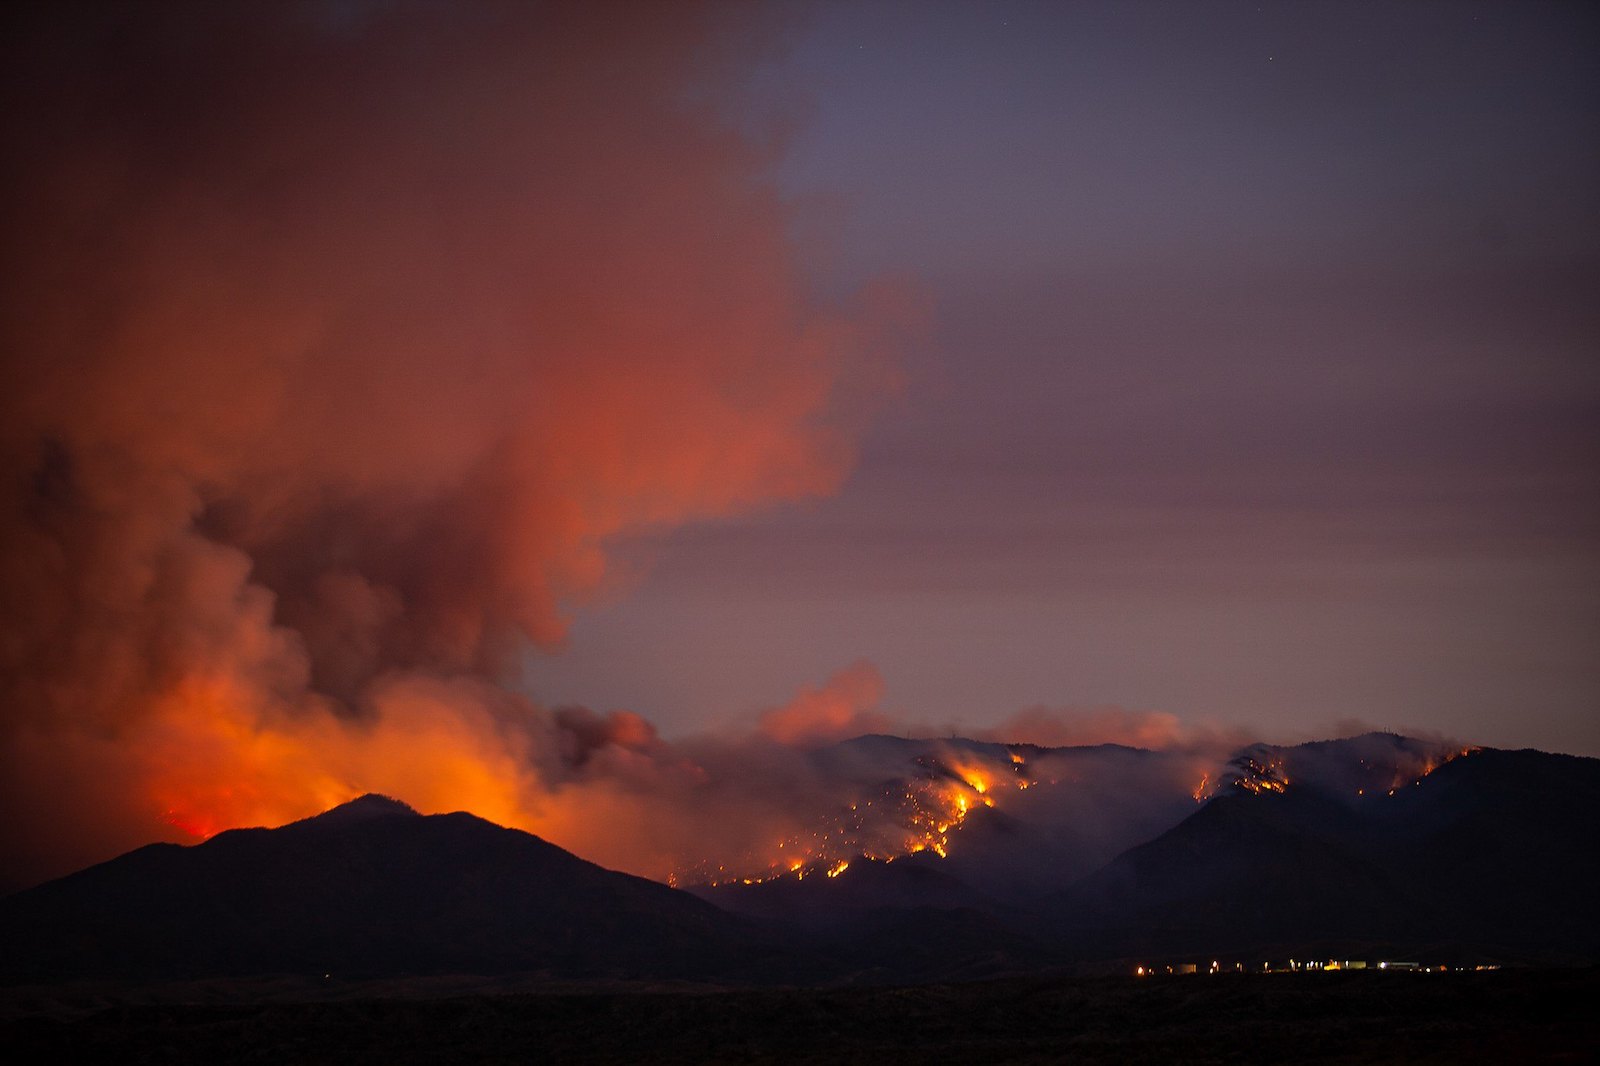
<box><xmin>4</xmin><ymin>967</ymin><xmax>1596</xmax><ymax>1064</ymax></box>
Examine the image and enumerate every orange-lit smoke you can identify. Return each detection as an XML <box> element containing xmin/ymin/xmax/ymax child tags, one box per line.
<box><xmin>759</xmin><ymin>660</ymin><xmax>894</xmax><ymax>744</ymax></box>
<box><xmin>0</xmin><ymin>2</ymin><xmax>908</xmax><ymax>890</ymax></box>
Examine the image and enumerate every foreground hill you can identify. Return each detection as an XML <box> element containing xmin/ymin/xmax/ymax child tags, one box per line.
<box><xmin>0</xmin><ymin>795</ymin><xmax>764</xmax><ymax>981</ymax></box>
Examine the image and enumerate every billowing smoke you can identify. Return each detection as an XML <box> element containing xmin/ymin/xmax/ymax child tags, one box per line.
<box><xmin>0</xmin><ymin>0</ymin><xmax>906</xmax><ymax>890</ymax></box>
<box><xmin>758</xmin><ymin>660</ymin><xmax>893</xmax><ymax>745</ymax></box>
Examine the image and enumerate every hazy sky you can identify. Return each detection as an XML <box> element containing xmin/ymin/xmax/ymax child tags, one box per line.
<box><xmin>530</xmin><ymin>0</ymin><xmax>1600</xmax><ymax>754</ymax></box>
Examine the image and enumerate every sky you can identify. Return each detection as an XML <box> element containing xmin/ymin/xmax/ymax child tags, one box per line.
<box><xmin>0</xmin><ymin>0</ymin><xmax>1595</xmax><ymax>890</ymax></box>
<box><xmin>532</xmin><ymin>0</ymin><xmax>1600</xmax><ymax>753</ymax></box>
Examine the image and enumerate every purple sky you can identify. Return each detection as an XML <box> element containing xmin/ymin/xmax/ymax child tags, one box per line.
<box><xmin>529</xmin><ymin>0</ymin><xmax>1600</xmax><ymax>755</ymax></box>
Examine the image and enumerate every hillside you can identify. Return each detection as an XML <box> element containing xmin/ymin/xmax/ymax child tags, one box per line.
<box><xmin>0</xmin><ymin>795</ymin><xmax>767</xmax><ymax>981</ymax></box>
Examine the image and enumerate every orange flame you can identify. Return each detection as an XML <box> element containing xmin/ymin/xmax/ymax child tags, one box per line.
<box><xmin>685</xmin><ymin>747</ymin><xmax>1038</xmax><ymax>886</ymax></box>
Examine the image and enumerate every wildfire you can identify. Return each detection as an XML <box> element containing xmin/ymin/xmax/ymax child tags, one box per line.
<box><xmin>1229</xmin><ymin>753</ymin><xmax>1289</xmax><ymax>795</ymax></box>
<box><xmin>163</xmin><ymin>809</ymin><xmax>224</xmax><ymax>841</ymax></box>
<box><xmin>683</xmin><ymin>747</ymin><xmax>1036</xmax><ymax>887</ymax></box>
<box><xmin>1385</xmin><ymin>746</ymin><xmax>1479</xmax><ymax>793</ymax></box>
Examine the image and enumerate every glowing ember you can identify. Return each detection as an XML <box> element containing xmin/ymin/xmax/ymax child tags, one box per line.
<box><xmin>1227</xmin><ymin>752</ymin><xmax>1289</xmax><ymax>795</ymax></box>
<box><xmin>1386</xmin><ymin>746</ymin><xmax>1480</xmax><ymax>792</ymax></box>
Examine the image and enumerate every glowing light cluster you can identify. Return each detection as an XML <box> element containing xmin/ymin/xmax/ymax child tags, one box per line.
<box><xmin>1229</xmin><ymin>754</ymin><xmax>1289</xmax><ymax>795</ymax></box>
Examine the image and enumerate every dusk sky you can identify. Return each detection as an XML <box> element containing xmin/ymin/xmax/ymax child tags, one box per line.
<box><xmin>534</xmin><ymin>0</ymin><xmax>1600</xmax><ymax>753</ymax></box>
<box><xmin>0</xmin><ymin>0</ymin><xmax>1596</xmax><ymax>890</ymax></box>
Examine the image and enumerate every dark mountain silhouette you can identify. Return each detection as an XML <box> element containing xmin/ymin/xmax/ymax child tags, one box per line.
<box><xmin>0</xmin><ymin>794</ymin><xmax>769</xmax><ymax>981</ymax></box>
<box><xmin>1045</xmin><ymin>744</ymin><xmax>1600</xmax><ymax>964</ymax></box>
<box><xmin>694</xmin><ymin>735</ymin><xmax>1600</xmax><ymax>972</ymax></box>
<box><xmin>690</xmin><ymin>854</ymin><xmax>1057</xmax><ymax>982</ymax></box>
<box><xmin>5</xmin><ymin>738</ymin><xmax>1596</xmax><ymax>985</ymax></box>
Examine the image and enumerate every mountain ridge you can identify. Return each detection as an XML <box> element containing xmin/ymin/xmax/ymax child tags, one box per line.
<box><xmin>4</xmin><ymin>736</ymin><xmax>1596</xmax><ymax>983</ymax></box>
<box><xmin>0</xmin><ymin>796</ymin><xmax>769</xmax><ymax>982</ymax></box>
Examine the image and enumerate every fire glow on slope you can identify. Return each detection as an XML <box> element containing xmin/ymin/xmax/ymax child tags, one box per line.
<box><xmin>1191</xmin><ymin>739</ymin><xmax>1483</xmax><ymax>804</ymax></box>
<box><xmin>1232</xmin><ymin>754</ymin><xmax>1290</xmax><ymax>795</ymax></box>
<box><xmin>673</xmin><ymin>748</ymin><xmax>1036</xmax><ymax>887</ymax></box>
<box><xmin>1380</xmin><ymin>747</ymin><xmax>1480</xmax><ymax>796</ymax></box>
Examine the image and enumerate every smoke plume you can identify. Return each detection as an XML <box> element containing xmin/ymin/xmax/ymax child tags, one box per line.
<box><xmin>0</xmin><ymin>1</ymin><xmax>903</xmax><ymax>889</ymax></box>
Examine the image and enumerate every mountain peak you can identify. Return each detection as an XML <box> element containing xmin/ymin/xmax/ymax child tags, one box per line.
<box><xmin>309</xmin><ymin>793</ymin><xmax>419</xmax><ymax>824</ymax></box>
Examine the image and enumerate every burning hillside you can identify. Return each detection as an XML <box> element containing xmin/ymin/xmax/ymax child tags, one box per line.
<box><xmin>673</xmin><ymin>742</ymin><xmax>1035</xmax><ymax>886</ymax></box>
<box><xmin>1207</xmin><ymin>735</ymin><xmax>1481</xmax><ymax>802</ymax></box>
<box><xmin>677</xmin><ymin>731</ymin><xmax>1485</xmax><ymax>902</ymax></box>
<box><xmin>667</xmin><ymin>736</ymin><xmax>1219</xmax><ymax>893</ymax></box>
